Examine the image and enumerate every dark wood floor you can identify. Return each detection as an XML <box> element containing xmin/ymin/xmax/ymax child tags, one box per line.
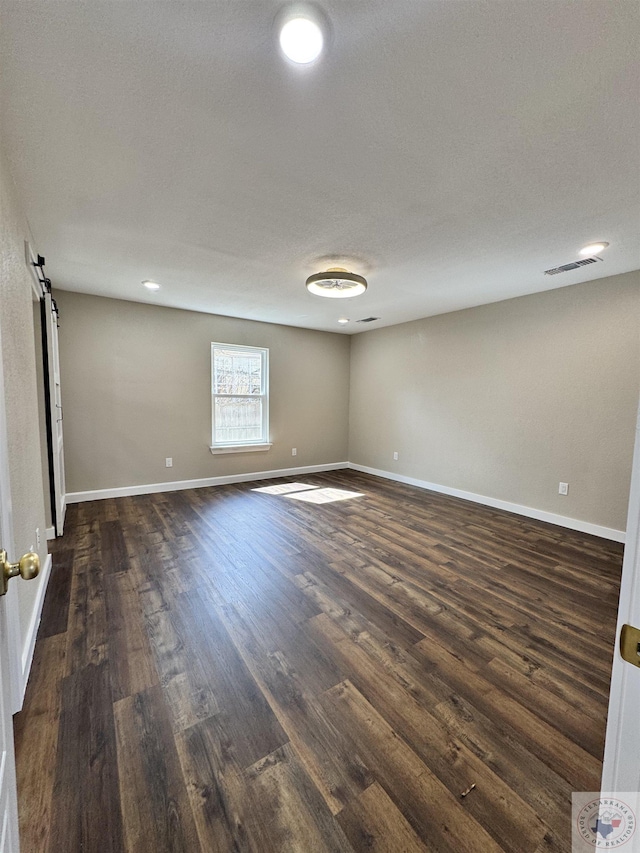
<box><xmin>14</xmin><ymin>470</ymin><xmax>623</xmax><ymax>852</ymax></box>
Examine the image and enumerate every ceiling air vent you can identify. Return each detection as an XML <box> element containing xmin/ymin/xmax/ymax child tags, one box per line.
<box><xmin>544</xmin><ymin>256</ymin><xmax>603</xmax><ymax>276</ymax></box>
<box><xmin>356</xmin><ymin>317</ymin><xmax>380</xmax><ymax>323</ymax></box>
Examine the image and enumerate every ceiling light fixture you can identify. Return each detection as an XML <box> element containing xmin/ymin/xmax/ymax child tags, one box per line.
<box><xmin>142</xmin><ymin>280</ymin><xmax>160</xmax><ymax>291</ymax></box>
<box><xmin>279</xmin><ymin>16</ymin><xmax>323</xmax><ymax>64</ymax></box>
<box><xmin>337</xmin><ymin>318</ymin><xmax>349</xmax><ymax>325</ymax></box>
<box><xmin>306</xmin><ymin>268</ymin><xmax>367</xmax><ymax>299</ymax></box>
<box><xmin>579</xmin><ymin>242</ymin><xmax>609</xmax><ymax>256</ymax></box>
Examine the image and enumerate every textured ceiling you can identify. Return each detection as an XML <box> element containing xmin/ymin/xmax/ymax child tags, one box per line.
<box><xmin>1</xmin><ymin>1</ymin><xmax>638</xmax><ymax>333</ymax></box>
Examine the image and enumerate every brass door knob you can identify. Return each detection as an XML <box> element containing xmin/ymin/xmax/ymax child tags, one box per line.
<box><xmin>0</xmin><ymin>549</ymin><xmax>40</xmax><ymax>596</ymax></box>
<box><xmin>620</xmin><ymin>624</ymin><xmax>640</xmax><ymax>668</ymax></box>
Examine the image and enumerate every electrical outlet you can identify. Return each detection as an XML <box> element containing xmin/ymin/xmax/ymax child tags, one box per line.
<box><xmin>165</xmin><ymin>457</ymin><xmax>173</xmax><ymax>468</ymax></box>
<box><xmin>36</xmin><ymin>528</ymin><xmax>41</xmax><ymax>550</ymax></box>
<box><xmin>393</xmin><ymin>451</ymin><xmax>399</xmax><ymax>461</ymax></box>
<box><xmin>292</xmin><ymin>448</ymin><xmax>297</xmax><ymax>457</ymax></box>
<box><xmin>559</xmin><ymin>482</ymin><xmax>569</xmax><ymax>495</ymax></box>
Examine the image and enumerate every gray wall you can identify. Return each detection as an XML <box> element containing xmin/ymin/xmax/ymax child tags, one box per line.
<box><xmin>349</xmin><ymin>272</ymin><xmax>640</xmax><ymax>532</ymax></box>
<box><xmin>0</xmin><ymin>146</ymin><xmax>48</xmax><ymax>653</ymax></box>
<box><xmin>55</xmin><ymin>291</ymin><xmax>351</xmax><ymax>493</ymax></box>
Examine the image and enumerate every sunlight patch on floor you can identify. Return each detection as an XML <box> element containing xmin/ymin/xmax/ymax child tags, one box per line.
<box><xmin>284</xmin><ymin>488</ymin><xmax>364</xmax><ymax>504</ymax></box>
<box><xmin>252</xmin><ymin>482</ymin><xmax>319</xmax><ymax>495</ymax></box>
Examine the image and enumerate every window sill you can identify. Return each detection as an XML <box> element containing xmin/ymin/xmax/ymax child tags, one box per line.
<box><xmin>209</xmin><ymin>443</ymin><xmax>273</xmax><ymax>455</ymax></box>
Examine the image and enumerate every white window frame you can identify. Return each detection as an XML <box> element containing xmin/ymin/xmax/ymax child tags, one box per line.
<box><xmin>210</xmin><ymin>342</ymin><xmax>271</xmax><ymax>454</ymax></box>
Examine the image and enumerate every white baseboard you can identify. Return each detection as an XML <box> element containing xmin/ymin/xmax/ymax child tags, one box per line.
<box><xmin>19</xmin><ymin>552</ymin><xmax>52</xmax><ymax>707</ymax></box>
<box><xmin>45</xmin><ymin>526</ymin><xmax>55</xmax><ymax>541</ymax></box>
<box><xmin>66</xmin><ymin>462</ymin><xmax>350</xmax><ymax>503</ymax></box>
<box><xmin>349</xmin><ymin>463</ymin><xmax>626</xmax><ymax>543</ymax></box>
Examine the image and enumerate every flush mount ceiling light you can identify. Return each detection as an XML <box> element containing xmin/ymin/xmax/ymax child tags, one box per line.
<box><xmin>142</xmin><ymin>280</ymin><xmax>160</xmax><ymax>291</ymax></box>
<box><xmin>337</xmin><ymin>318</ymin><xmax>350</xmax><ymax>324</ymax></box>
<box><xmin>579</xmin><ymin>242</ymin><xmax>609</xmax><ymax>256</ymax></box>
<box><xmin>306</xmin><ymin>268</ymin><xmax>367</xmax><ymax>298</ymax></box>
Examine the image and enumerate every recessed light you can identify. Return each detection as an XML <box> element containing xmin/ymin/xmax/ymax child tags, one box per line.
<box><xmin>579</xmin><ymin>242</ymin><xmax>609</xmax><ymax>256</ymax></box>
<box><xmin>337</xmin><ymin>318</ymin><xmax>349</xmax><ymax>325</ymax></box>
<box><xmin>279</xmin><ymin>17</ymin><xmax>323</xmax><ymax>64</ymax></box>
<box><xmin>142</xmin><ymin>280</ymin><xmax>160</xmax><ymax>291</ymax></box>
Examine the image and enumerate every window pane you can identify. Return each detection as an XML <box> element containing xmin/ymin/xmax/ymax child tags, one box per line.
<box><xmin>213</xmin><ymin>349</ymin><xmax>262</xmax><ymax>395</ymax></box>
<box><xmin>214</xmin><ymin>397</ymin><xmax>263</xmax><ymax>443</ymax></box>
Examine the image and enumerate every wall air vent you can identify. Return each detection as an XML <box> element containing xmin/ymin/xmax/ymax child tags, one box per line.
<box><xmin>544</xmin><ymin>256</ymin><xmax>603</xmax><ymax>276</ymax></box>
<box><xmin>356</xmin><ymin>317</ymin><xmax>380</xmax><ymax>323</ymax></box>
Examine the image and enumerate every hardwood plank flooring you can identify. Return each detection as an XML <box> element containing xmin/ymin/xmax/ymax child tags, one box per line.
<box><xmin>114</xmin><ymin>685</ymin><xmax>199</xmax><ymax>852</ymax></box>
<box><xmin>14</xmin><ymin>470</ymin><xmax>623</xmax><ymax>852</ymax></box>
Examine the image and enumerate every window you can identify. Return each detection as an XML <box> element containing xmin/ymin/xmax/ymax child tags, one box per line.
<box><xmin>210</xmin><ymin>343</ymin><xmax>270</xmax><ymax>452</ymax></box>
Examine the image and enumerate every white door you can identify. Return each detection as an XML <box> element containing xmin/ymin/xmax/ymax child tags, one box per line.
<box><xmin>0</xmin><ymin>326</ymin><xmax>20</xmax><ymax>850</ymax></box>
<box><xmin>44</xmin><ymin>294</ymin><xmax>65</xmax><ymax>536</ymax></box>
<box><xmin>602</xmin><ymin>397</ymin><xmax>640</xmax><ymax>792</ymax></box>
